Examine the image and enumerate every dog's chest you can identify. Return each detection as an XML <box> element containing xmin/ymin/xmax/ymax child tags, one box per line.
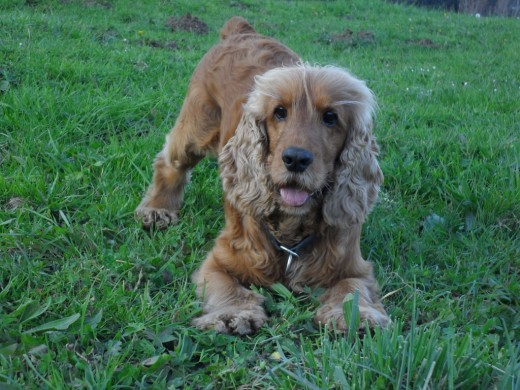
<box><xmin>262</xmin><ymin>210</ymin><xmax>324</xmax><ymax>285</ymax></box>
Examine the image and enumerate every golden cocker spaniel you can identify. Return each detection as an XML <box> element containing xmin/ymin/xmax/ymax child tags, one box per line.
<box><xmin>136</xmin><ymin>17</ymin><xmax>389</xmax><ymax>334</ymax></box>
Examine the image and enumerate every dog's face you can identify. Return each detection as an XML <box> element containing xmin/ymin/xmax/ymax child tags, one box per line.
<box><xmin>249</xmin><ymin>66</ymin><xmax>373</xmax><ymax>216</ymax></box>
<box><xmin>220</xmin><ymin>65</ymin><xmax>381</xmax><ymax>226</ymax></box>
<box><xmin>263</xmin><ymin>90</ymin><xmax>348</xmax><ymax>215</ymax></box>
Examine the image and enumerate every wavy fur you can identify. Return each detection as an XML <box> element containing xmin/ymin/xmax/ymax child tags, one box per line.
<box><xmin>219</xmin><ymin>115</ymin><xmax>275</xmax><ymax>217</ymax></box>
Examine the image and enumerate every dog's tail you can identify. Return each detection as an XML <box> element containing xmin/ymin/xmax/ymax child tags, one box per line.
<box><xmin>220</xmin><ymin>16</ymin><xmax>256</xmax><ymax>40</ymax></box>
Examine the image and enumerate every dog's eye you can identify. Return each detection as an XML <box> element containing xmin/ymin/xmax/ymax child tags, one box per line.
<box><xmin>274</xmin><ymin>106</ymin><xmax>288</xmax><ymax>121</ymax></box>
<box><xmin>322</xmin><ymin>111</ymin><xmax>338</xmax><ymax>127</ymax></box>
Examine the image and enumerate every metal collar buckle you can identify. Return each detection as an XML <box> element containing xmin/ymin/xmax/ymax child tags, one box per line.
<box><xmin>279</xmin><ymin>245</ymin><xmax>300</xmax><ymax>272</ymax></box>
<box><xmin>269</xmin><ymin>234</ymin><xmax>316</xmax><ymax>273</ymax></box>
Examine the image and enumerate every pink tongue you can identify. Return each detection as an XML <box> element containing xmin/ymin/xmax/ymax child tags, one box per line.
<box><xmin>280</xmin><ymin>188</ymin><xmax>310</xmax><ymax>207</ymax></box>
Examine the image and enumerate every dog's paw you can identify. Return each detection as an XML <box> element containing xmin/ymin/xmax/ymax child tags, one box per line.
<box><xmin>359</xmin><ymin>306</ymin><xmax>390</xmax><ymax>329</ymax></box>
<box><xmin>135</xmin><ymin>206</ymin><xmax>178</xmax><ymax>230</ymax></box>
<box><xmin>193</xmin><ymin>305</ymin><xmax>268</xmax><ymax>335</ymax></box>
<box><xmin>315</xmin><ymin>304</ymin><xmax>389</xmax><ymax>332</ymax></box>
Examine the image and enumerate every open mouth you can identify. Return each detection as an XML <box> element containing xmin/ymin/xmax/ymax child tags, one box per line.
<box><xmin>279</xmin><ymin>187</ymin><xmax>311</xmax><ymax>207</ymax></box>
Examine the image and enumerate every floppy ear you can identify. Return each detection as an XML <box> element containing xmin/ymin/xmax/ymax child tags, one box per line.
<box><xmin>323</xmin><ymin>112</ymin><xmax>383</xmax><ymax>229</ymax></box>
<box><xmin>219</xmin><ymin>113</ymin><xmax>275</xmax><ymax>217</ymax></box>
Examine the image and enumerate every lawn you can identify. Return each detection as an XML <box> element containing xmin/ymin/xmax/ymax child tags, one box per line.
<box><xmin>1</xmin><ymin>0</ymin><xmax>518</xmax><ymax>388</ymax></box>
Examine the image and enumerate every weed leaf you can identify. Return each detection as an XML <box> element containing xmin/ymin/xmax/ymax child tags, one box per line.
<box><xmin>24</xmin><ymin>313</ymin><xmax>80</xmax><ymax>334</ymax></box>
<box><xmin>333</xmin><ymin>366</ymin><xmax>350</xmax><ymax>388</ymax></box>
<box><xmin>20</xmin><ymin>298</ymin><xmax>52</xmax><ymax>324</ymax></box>
<box><xmin>85</xmin><ymin>309</ymin><xmax>103</xmax><ymax>331</ymax></box>
<box><xmin>141</xmin><ymin>354</ymin><xmax>172</xmax><ymax>372</ymax></box>
<box><xmin>343</xmin><ymin>290</ymin><xmax>360</xmax><ymax>339</ymax></box>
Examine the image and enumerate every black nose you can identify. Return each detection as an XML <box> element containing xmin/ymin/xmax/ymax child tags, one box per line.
<box><xmin>282</xmin><ymin>147</ymin><xmax>314</xmax><ymax>173</ymax></box>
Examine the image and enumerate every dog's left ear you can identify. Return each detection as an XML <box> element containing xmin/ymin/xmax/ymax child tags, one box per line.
<box><xmin>323</xmin><ymin>99</ymin><xmax>383</xmax><ymax>229</ymax></box>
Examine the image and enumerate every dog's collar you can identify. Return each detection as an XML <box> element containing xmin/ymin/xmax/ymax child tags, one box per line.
<box><xmin>268</xmin><ymin>232</ymin><xmax>317</xmax><ymax>272</ymax></box>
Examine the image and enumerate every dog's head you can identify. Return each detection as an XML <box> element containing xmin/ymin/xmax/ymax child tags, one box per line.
<box><xmin>220</xmin><ymin>65</ymin><xmax>383</xmax><ymax>228</ymax></box>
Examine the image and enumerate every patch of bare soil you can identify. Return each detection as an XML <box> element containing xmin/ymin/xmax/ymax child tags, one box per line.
<box><xmin>141</xmin><ymin>39</ymin><xmax>179</xmax><ymax>50</ymax></box>
<box><xmin>356</xmin><ymin>30</ymin><xmax>376</xmax><ymax>44</ymax></box>
<box><xmin>166</xmin><ymin>14</ymin><xmax>209</xmax><ymax>35</ymax></box>
<box><xmin>230</xmin><ymin>1</ymin><xmax>249</xmax><ymax>9</ymax></box>
<box><xmin>328</xmin><ymin>29</ymin><xmax>376</xmax><ymax>46</ymax></box>
<box><xmin>5</xmin><ymin>197</ymin><xmax>27</xmax><ymax>211</ymax></box>
<box><xmin>406</xmin><ymin>38</ymin><xmax>442</xmax><ymax>48</ymax></box>
<box><xmin>83</xmin><ymin>0</ymin><xmax>112</xmax><ymax>9</ymax></box>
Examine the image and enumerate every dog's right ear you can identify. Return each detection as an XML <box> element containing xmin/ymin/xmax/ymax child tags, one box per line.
<box><xmin>219</xmin><ymin>113</ymin><xmax>275</xmax><ymax>217</ymax></box>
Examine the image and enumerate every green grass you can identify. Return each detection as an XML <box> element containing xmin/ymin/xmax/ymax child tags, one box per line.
<box><xmin>1</xmin><ymin>0</ymin><xmax>518</xmax><ymax>388</ymax></box>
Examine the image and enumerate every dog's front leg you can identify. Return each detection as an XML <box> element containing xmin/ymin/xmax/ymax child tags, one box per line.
<box><xmin>135</xmin><ymin>149</ymin><xmax>194</xmax><ymax>230</ymax></box>
<box><xmin>314</xmin><ymin>277</ymin><xmax>389</xmax><ymax>332</ymax></box>
<box><xmin>135</xmin><ymin>95</ymin><xmax>211</xmax><ymax>230</ymax></box>
<box><xmin>192</xmin><ymin>253</ymin><xmax>267</xmax><ymax>335</ymax></box>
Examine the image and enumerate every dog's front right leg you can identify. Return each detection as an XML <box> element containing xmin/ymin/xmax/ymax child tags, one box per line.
<box><xmin>135</xmin><ymin>149</ymin><xmax>194</xmax><ymax>230</ymax></box>
<box><xmin>135</xmin><ymin>110</ymin><xmax>206</xmax><ymax>230</ymax></box>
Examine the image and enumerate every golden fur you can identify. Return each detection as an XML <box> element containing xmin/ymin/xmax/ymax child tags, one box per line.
<box><xmin>136</xmin><ymin>17</ymin><xmax>389</xmax><ymax>335</ymax></box>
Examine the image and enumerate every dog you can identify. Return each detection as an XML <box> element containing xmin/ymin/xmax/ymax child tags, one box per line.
<box><xmin>136</xmin><ymin>16</ymin><xmax>389</xmax><ymax>335</ymax></box>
